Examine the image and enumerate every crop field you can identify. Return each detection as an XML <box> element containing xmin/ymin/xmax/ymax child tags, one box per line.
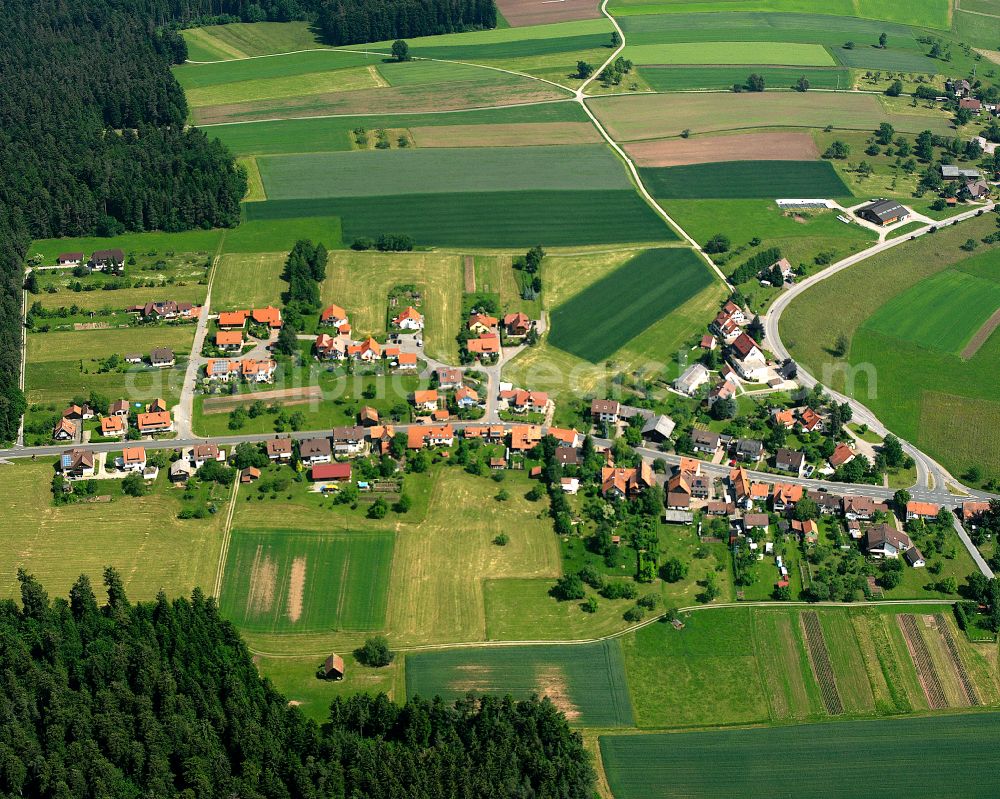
<box><xmin>25</xmin><ymin>326</ymin><xmax>194</xmax><ymax>405</ymax></box>
<box><xmin>192</xmin><ymin>73</ymin><xmax>570</xmax><ymax>125</ymax></box>
<box><xmin>639</xmin><ymin>160</ymin><xmax>849</xmax><ymax>199</ymax></box>
<box><xmin>211</xmin><ymin>252</ymin><xmax>287</xmax><ymax>310</ymax></box>
<box><xmin>600</xmin><ymin>712</ymin><xmax>1000</xmax><ymax>799</ymax></box>
<box><xmin>244</xmin><ymin>190</ymin><xmax>677</xmax><ymax>247</ymax></box>
<box><xmin>835</xmin><ymin>45</ymin><xmax>938</xmax><ymax>72</ymax></box>
<box><xmin>781</xmin><ymin>219</ymin><xmax>1000</xmax><ymax>480</ymax></box>
<box><xmin>405</xmin><ymin>640</ymin><xmax>634</xmax><ymax>726</ymax></box>
<box><xmin>494</xmin><ymin>0</ymin><xmax>603</xmax><ymax>26</ymax></box>
<box><xmin>624</xmin><ymin>131</ymin><xmax>819</xmax><ymax>166</ymax></box>
<box><xmin>320</xmin><ymin>251</ymin><xmax>463</xmax><ymax>362</ymax></box>
<box><xmin>218</xmin><ymin>529</ymin><xmax>394</xmax><ymax>633</ymax></box>
<box><xmin>222</xmin><ymin>216</ymin><xmax>342</xmax><ymax>252</ymax></box>
<box><xmin>409</xmin><ymin>121</ymin><xmax>601</xmax><ymax>147</ymax></box>
<box><xmin>640</xmin><ymin>64</ymin><xmax>849</xmax><ymax>91</ymax></box>
<box><xmin>860</xmin><ymin>270</ymin><xmax>1000</xmax><ymax>356</ymax></box>
<box><xmin>207</xmin><ymin>102</ymin><xmax>587</xmax><ymax>155</ymax></box>
<box><xmin>623</xmin><ymin>41</ymin><xmax>836</xmax><ymax>65</ymax></box>
<box><xmin>606</xmin><ymin>0</ymin><xmax>951</xmax><ymax>29</ymax></box>
<box><xmin>589</xmin><ymin>92</ymin><xmax>955</xmax><ymax>141</ymax></box>
<box><xmin>256</xmin><ymin>145</ymin><xmax>630</xmax><ymax>199</ymax></box>
<box><xmin>239</xmin><ymin>156</ymin><xmax>266</xmax><ymax>201</ymax></box>
<box><xmin>548</xmin><ymin>248</ymin><xmax>714</xmax><ymax>362</ymax></box>
<box><xmin>0</xmin><ymin>463</ymin><xmax>225</xmax><ymax>603</ymax></box>
<box><xmin>175</xmin><ymin>49</ymin><xmax>379</xmax><ymax>88</ymax></box>
<box><xmin>183</xmin><ymin>66</ymin><xmax>383</xmax><ymax>108</ymax></box>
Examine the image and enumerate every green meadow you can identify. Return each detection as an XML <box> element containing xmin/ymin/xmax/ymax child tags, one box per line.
<box><xmin>641</xmin><ymin>160</ymin><xmax>850</xmax><ymax>200</ymax></box>
<box><xmin>641</xmin><ymin>65</ymin><xmax>850</xmax><ymax>91</ymax></box>
<box><xmin>624</xmin><ymin>40</ymin><xmax>836</xmax><ymax>65</ymax></box>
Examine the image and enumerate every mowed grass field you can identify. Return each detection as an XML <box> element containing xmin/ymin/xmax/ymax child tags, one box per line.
<box><xmin>781</xmin><ymin>220</ymin><xmax>1000</xmax><ymax>480</ymax></box>
<box><xmin>25</xmin><ymin>325</ymin><xmax>195</xmax><ymax>405</ymax></box>
<box><xmin>211</xmin><ymin>252</ymin><xmax>287</xmax><ymax>310</ymax></box>
<box><xmin>320</xmin><ymin>251</ymin><xmax>463</xmax><ymax>363</ymax></box>
<box><xmin>244</xmin><ymin>190</ymin><xmax>677</xmax><ymax>247</ymax></box>
<box><xmin>548</xmin><ymin>248</ymin><xmax>715</xmax><ymax>362</ymax></box>
<box><xmin>256</xmin><ymin>144</ymin><xmax>631</xmax><ymax>199</ymax></box>
<box><xmin>641</xmin><ymin>64</ymin><xmax>849</xmax><ymax>91</ymax></box>
<box><xmin>207</xmin><ymin>102</ymin><xmax>589</xmax><ymax>156</ymax></box>
<box><xmin>623</xmin><ymin>40</ymin><xmax>835</xmax><ymax>65</ymax></box>
<box><xmin>218</xmin><ymin>529</ymin><xmax>394</xmax><ymax>633</ymax></box>
<box><xmin>600</xmin><ymin>712</ymin><xmax>1000</xmax><ymax>799</ymax></box>
<box><xmin>405</xmin><ymin>640</ymin><xmax>634</xmax><ymax>727</ymax></box>
<box><xmin>621</xmin><ymin>606</ymin><xmax>998</xmax><ymax>730</ymax></box>
<box><xmin>589</xmin><ymin>92</ymin><xmax>955</xmax><ymax>141</ymax></box>
<box><xmin>0</xmin><ymin>462</ymin><xmax>225</xmax><ymax>603</ymax></box>
<box><xmin>640</xmin><ymin>160</ymin><xmax>849</xmax><ymax>199</ymax></box>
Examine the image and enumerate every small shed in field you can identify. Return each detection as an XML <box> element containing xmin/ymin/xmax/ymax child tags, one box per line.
<box><xmin>323</xmin><ymin>654</ymin><xmax>345</xmax><ymax>680</ymax></box>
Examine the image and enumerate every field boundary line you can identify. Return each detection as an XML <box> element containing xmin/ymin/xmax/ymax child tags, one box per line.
<box><xmin>245</xmin><ymin>599</ymin><xmax>957</xmax><ymax>658</ymax></box>
<box><xmin>212</xmin><ymin>478</ymin><xmax>240</xmax><ymax>600</ymax></box>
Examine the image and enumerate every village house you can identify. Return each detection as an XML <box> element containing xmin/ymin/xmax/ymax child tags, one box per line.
<box><xmin>601</xmin><ymin>462</ymin><xmax>655</xmax><ymax>499</ymax></box>
<box><xmin>109</xmin><ymin>399</ymin><xmax>130</xmax><ymax>417</ymax></box>
<box><xmin>906</xmin><ymin>500</ymin><xmax>941</xmax><ymax>522</ymax></box>
<box><xmin>299</xmin><ymin>437</ymin><xmax>332</xmax><ymax>465</ymax></box>
<box><xmin>468</xmin><ymin>313</ymin><xmax>498</xmax><ymax>335</ymax></box>
<box><xmin>863</xmin><ymin>523</ymin><xmax>912</xmax><ymax>559</ymax></box>
<box><xmin>807</xmin><ymin>490</ymin><xmax>842</xmax><ymax>516</ymax></box>
<box><xmin>218</xmin><ymin>310</ymin><xmax>248</xmax><ymax>330</ymax></box>
<box><xmin>455</xmin><ymin>385</ymin><xmax>480</xmax><ymax>409</ymax></box>
<box><xmin>315</xmin><ymin>332</ymin><xmax>349</xmax><ymax>361</ymax></box>
<box><xmin>170</xmin><ymin>460</ymin><xmax>193</xmax><ymax>483</ymax></box>
<box><xmin>503</xmin><ymin>312</ymin><xmax>532</xmax><ymax>337</ymax></box>
<box><xmin>359</xmin><ymin>406</ymin><xmax>380</xmax><ymax>426</ymax></box>
<box><xmin>798</xmin><ymin>407</ymin><xmax>823</xmax><ymax>433</ymax></box>
<box><xmin>962</xmin><ymin>501</ymin><xmax>991</xmax><ymax>527</ymax></box>
<box><xmin>466</xmin><ymin>334</ymin><xmax>501</xmax><ymax>358</ymax></box>
<box><xmin>707</xmin><ymin>380</ymin><xmax>735</xmax><ymax>408</ymax></box>
<box><xmin>509</xmin><ymin>424</ymin><xmax>543</xmax><ymax>452</ymax></box>
<box><xmin>332</xmin><ymin>426</ymin><xmax>368</xmax><ymax>456</ymax></box>
<box><xmin>435</xmin><ymin>368</ymin><xmax>464</xmax><ymax>390</ymax></box>
<box><xmin>367</xmin><ymin>425</ymin><xmax>396</xmax><ymax>455</ymax></box>
<box><xmin>666</xmin><ymin>472</ymin><xmax>692</xmax><ymax>509</ymax></box>
<box><xmin>392</xmin><ymin>306</ymin><xmax>424</xmax><ymax>330</ymax></box>
<box><xmin>791</xmin><ymin>518</ymin><xmax>819</xmax><ymax>545</ymax></box>
<box><xmin>591</xmin><ymin>399</ymin><xmax>621</xmax><ymax>424</ymax></box>
<box><xmin>191</xmin><ymin>444</ymin><xmax>224</xmax><ymax>469</ymax></box>
<box><xmin>691</xmin><ymin>429</ymin><xmax>721</xmax><ymax>455</ymax></box>
<box><xmin>772</xmin><ymin>408</ymin><xmax>796</xmax><ymax>429</ymax></box>
<box><xmin>828</xmin><ymin>443</ymin><xmax>856</xmax><ymax>470</ymax></box>
<box><xmin>699</xmin><ymin>333</ymin><xmax>718</xmax><ymax>351</ymax></box>
<box><xmin>464</xmin><ymin>424</ymin><xmax>505</xmax><ymax>443</ymax></box>
<box><xmin>842</xmin><ymin>495</ymin><xmax>886</xmax><ymax>521</ymax></box>
<box><xmin>412</xmin><ymin>389</ymin><xmax>439</xmax><ymax>413</ymax></box>
<box><xmin>499</xmin><ymin>388</ymin><xmax>549</xmax><ymax>414</ymax></box>
<box><xmin>241</xmin><ymin>467</ymin><xmax>261</xmax><ymax>484</ymax></box>
<box><xmin>775</xmin><ymin>448</ymin><xmax>806</xmax><ymax>477</ymax></box>
<box><xmin>965</xmin><ymin>179</ymin><xmax>990</xmax><ymax>200</ymax></box>
<box><xmin>549</xmin><ymin>427</ymin><xmax>581</xmax><ymax>449</ymax></box>
<box><xmin>215</xmin><ymin>331</ymin><xmax>243</xmax><ymax>352</ymax></box>
<box><xmin>946</xmin><ymin>77</ymin><xmax>971</xmax><ymax>96</ymax></box>
<box><xmin>150</xmin><ymin>347</ymin><xmax>175</xmax><ymax>368</ymax></box>
<box><xmin>710</xmin><ymin>300</ymin><xmax>746</xmax><ymax>341</ymax></box>
<box><xmin>62</xmin><ymin>404</ymin><xmax>94</xmax><ymax>421</ymax></box>
<box><xmin>729</xmin><ymin>467</ymin><xmax>752</xmax><ymax>509</ymax></box>
<box><xmin>348</xmin><ymin>337</ymin><xmax>382</xmax><ymax>362</ymax></box>
<box><xmin>56</xmin><ymin>252</ymin><xmax>84</xmax><ymax>267</ymax></box>
<box><xmin>771</xmin><ymin>482</ymin><xmax>804</xmax><ymax>513</ymax></box>
<box><xmin>734</xmin><ymin>438</ymin><xmax>764</xmax><ymax>463</ymax></box>
<box><xmin>241</xmin><ymin>359</ymin><xmax>277</xmax><ymax>383</ymax></box>
<box><xmin>311</xmin><ymin>462</ymin><xmax>352</xmax><ymax>484</ymax></box>
<box><xmin>124</xmin><ymin>353</ymin><xmax>143</xmax><ymax>364</ymax></box>
<box><xmin>252</xmin><ymin>306</ymin><xmax>283</xmax><ymax>330</ymax></box>
<box><xmin>266</xmin><ymin>437</ymin><xmax>293</xmax><ymax>461</ymax></box>
<box><xmin>52</xmin><ymin>418</ymin><xmax>77</xmax><ymax>441</ymax></box>
<box><xmin>407</xmin><ymin>424</ymin><xmax>454</xmax><ymax>450</ymax></box>
<box><xmin>743</xmin><ymin>513</ymin><xmax>770</xmax><ymax>532</ymax></box>
<box><xmin>396</xmin><ymin>352</ymin><xmax>418</xmax><ymax>370</ymax></box>
<box><xmin>100</xmin><ymin>415</ymin><xmax>127</xmax><ymax>438</ymax></box>
<box><xmin>117</xmin><ymin>446</ymin><xmax>147</xmax><ymax>473</ymax></box>
<box><xmin>136</xmin><ymin>410</ymin><xmax>172</xmax><ymax>435</ymax></box>
<box><xmin>90</xmin><ymin>248</ymin><xmax>125</xmax><ymax>272</ymax></box>
<box><xmin>728</xmin><ymin>333</ymin><xmax>767</xmax><ymax>382</ymax></box>
<box><xmin>560</xmin><ymin>477</ymin><xmax>580</xmax><ymax>495</ymax></box>
<box><xmin>149</xmin><ymin>398</ymin><xmax>169</xmax><ymax>413</ymax></box>
<box><xmin>555</xmin><ymin>446</ymin><xmax>580</xmax><ymax>466</ymax></box>
<box><xmin>959</xmin><ymin>97</ymin><xmax>982</xmax><ymax>114</ymax></box>
<box><xmin>320</xmin><ymin>304</ymin><xmax>349</xmax><ymax>328</ymax></box>
<box><xmin>60</xmin><ymin>448</ymin><xmax>95</xmax><ymax>479</ymax></box>
<box><xmin>674</xmin><ymin>363</ymin><xmax>710</xmax><ymax>396</ymax></box>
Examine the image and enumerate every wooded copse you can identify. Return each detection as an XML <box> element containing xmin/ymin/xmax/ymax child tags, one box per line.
<box><xmin>0</xmin><ymin>570</ymin><xmax>596</xmax><ymax>798</ymax></box>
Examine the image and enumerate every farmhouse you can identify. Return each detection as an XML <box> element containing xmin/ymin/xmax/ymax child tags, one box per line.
<box><xmin>393</xmin><ymin>306</ymin><xmax>424</xmax><ymax>330</ymax></box>
<box><xmin>332</xmin><ymin>426</ymin><xmax>368</xmax><ymax>456</ymax></box>
<box><xmin>965</xmin><ymin>179</ymin><xmax>990</xmax><ymax>200</ymax></box>
<box><xmin>311</xmin><ymin>462</ymin><xmax>352</xmax><ymax>483</ymax></box>
<box><xmin>100</xmin><ymin>415</ymin><xmax>127</xmax><ymax>438</ymax></box>
<box><xmin>642</xmin><ymin>414</ymin><xmax>676</xmax><ymax>443</ymax></box>
<box><xmin>60</xmin><ymin>448</ymin><xmax>94</xmax><ymax>479</ymax></box>
<box><xmin>56</xmin><ymin>252</ymin><xmax>84</xmax><ymax>266</ymax></box>
<box><xmin>959</xmin><ymin>97</ymin><xmax>982</xmax><ymax>114</ymax></box>
<box><xmin>252</xmin><ymin>306</ymin><xmax>283</xmax><ymax>329</ymax></box>
<box><xmin>601</xmin><ymin>463</ymin><xmax>655</xmax><ymax>499</ymax></box>
<box><xmin>906</xmin><ymin>500</ymin><xmax>941</xmax><ymax>521</ymax></box>
<box><xmin>320</xmin><ymin>304</ymin><xmax>348</xmax><ymax>327</ymax></box>
<box><xmin>299</xmin><ymin>437</ymin><xmax>332</xmax><ymax>465</ymax></box>
<box><xmin>217</xmin><ymin>310</ymin><xmax>248</xmax><ymax>329</ymax></box>
<box><xmin>674</xmin><ymin>363</ymin><xmax>710</xmax><ymax>396</ymax></box>
<box><xmin>150</xmin><ymin>347</ymin><xmax>175</xmax><ymax>368</ymax></box>
<box><xmin>666</xmin><ymin>473</ymin><xmax>692</xmax><ymax>509</ymax></box>
<box><xmin>136</xmin><ymin>410</ymin><xmax>172</xmax><ymax>434</ymax></box>
<box><xmin>266</xmin><ymin>437</ymin><xmax>293</xmax><ymax>461</ymax></box>
<box><xmin>215</xmin><ymin>331</ymin><xmax>243</xmax><ymax>351</ymax></box>
<box><xmin>863</xmin><ymin>524</ymin><xmax>912</xmax><ymax>559</ymax></box>
<box><xmin>856</xmin><ymin>199</ymin><xmax>908</xmax><ymax>226</ymax></box>
<box><xmin>945</xmin><ymin>78</ymin><xmax>971</xmax><ymax>96</ymax></box>
<box><xmin>728</xmin><ymin>333</ymin><xmax>767</xmax><ymax>382</ymax></box>
<box><xmin>124</xmin><ymin>353</ymin><xmax>143</xmax><ymax>364</ymax></box>
<box><xmin>134</xmin><ymin>301</ymin><xmax>200</xmax><ymax>321</ymax></box>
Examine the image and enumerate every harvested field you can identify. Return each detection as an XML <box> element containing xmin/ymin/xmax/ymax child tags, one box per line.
<box><xmin>248</xmin><ymin>545</ymin><xmax>277</xmax><ymax>615</ymax></box>
<box><xmin>898</xmin><ymin>614</ymin><xmax>947</xmax><ymax>709</ymax></box>
<box><xmin>287</xmin><ymin>556</ymin><xmax>306</xmax><ymax>624</ymax></box>
<box><xmin>404</xmin><ymin>640</ymin><xmax>634</xmax><ymax>726</ymax></box>
<box><xmin>211</xmin><ymin>252</ymin><xmax>286</xmax><ymax>309</ymax></box>
<box><xmin>801</xmin><ymin>611</ymin><xmax>842</xmax><ymax>714</ymax></box>
<box><xmin>495</xmin><ymin>0</ymin><xmax>602</xmax><ymax>27</ymax></box>
<box><xmin>625</xmin><ymin>131</ymin><xmax>819</xmax><ymax>166</ymax></box>
<box><xmin>193</xmin><ymin>77</ymin><xmax>569</xmax><ymax>125</ymax></box>
<box><xmin>934</xmin><ymin>614</ymin><xmax>980</xmax><ymax>706</ymax></box>
<box><xmin>962</xmin><ymin>308</ymin><xmax>1000</xmax><ymax>360</ymax></box>
<box><xmin>202</xmin><ymin>386</ymin><xmax>323</xmax><ymax>414</ymax></box>
<box><xmin>409</xmin><ymin>121</ymin><xmax>602</xmax><ymax>147</ymax></box>
<box><xmin>463</xmin><ymin>255</ymin><xmax>475</xmax><ymax>292</ymax></box>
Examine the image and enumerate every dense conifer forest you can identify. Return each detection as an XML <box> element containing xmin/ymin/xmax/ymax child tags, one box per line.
<box><xmin>0</xmin><ymin>0</ymin><xmax>247</xmax><ymax>444</ymax></box>
<box><xmin>316</xmin><ymin>0</ymin><xmax>498</xmax><ymax>46</ymax></box>
<box><xmin>0</xmin><ymin>570</ymin><xmax>596</xmax><ymax>798</ymax></box>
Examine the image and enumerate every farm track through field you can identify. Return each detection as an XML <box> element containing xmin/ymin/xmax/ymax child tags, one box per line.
<box><xmin>934</xmin><ymin>613</ymin><xmax>980</xmax><ymax>706</ymax></box>
<box><xmin>898</xmin><ymin>614</ymin><xmax>948</xmax><ymax>709</ymax></box>
<box><xmin>800</xmin><ymin>611</ymin><xmax>842</xmax><ymax>714</ymax></box>
<box><xmin>960</xmin><ymin>307</ymin><xmax>1000</xmax><ymax>360</ymax></box>
<box><xmin>463</xmin><ymin>255</ymin><xmax>475</xmax><ymax>292</ymax></box>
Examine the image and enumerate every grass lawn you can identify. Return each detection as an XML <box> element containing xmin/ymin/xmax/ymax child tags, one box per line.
<box><xmin>405</xmin><ymin>640</ymin><xmax>634</xmax><ymax>726</ymax></box>
<box><xmin>640</xmin><ymin>64</ymin><xmax>849</xmax><ymax>91</ymax></box>
<box><xmin>222</xmin><ymin>216</ymin><xmax>342</xmax><ymax>252</ymax></box>
<box><xmin>600</xmin><ymin>712</ymin><xmax>1000</xmax><ymax>799</ymax></box>
<box><xmin>781</xmin><ymin>217</ymin><xmax>1000</xmax><ymax>481</ymax></box>
<box><xmin>0</xmin><ymin>462</ymin><xmax>225</xmax><ymax>603</ymax></box>
<box><xmin>319</xmin><ymin>250</ymin><xmax>462</xmax><ymax>363</ymax></box>
<box><xmin>589</xmin><ymin>91</ymin><xmax>956</xmax><ymax>142</ymax></box>
<box><xmin>219</xmin><ymin>528</ymin><xmax>394</xmax><ymax>633</ymax></box>
<box><xmin>244</xmin><ymin>190</ymin><xmax>678</xmax><ymax>248</ymax></box>
<box><xmin>548</xmin><ymin>248</ymin><xmax>715</xmax><ymax>362</ymax></box>
<box><xmin>211</xmin><ymin>252</ymin><xmax>287</xmax><ymax>310</ymax></box>
<box><xmin>641</xmin><ymin>160</ymin><xmax>849</xmax><ymax>199</ymax></box>
<box><xmin>623</xmin><ymin>41</ymin><xmax>835</xmax><ymax>65</ymax></box>
<box><xmin>256</xmin><ymin>145</ymin><xmax>630</xmax><ymax>200</ymax></box>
